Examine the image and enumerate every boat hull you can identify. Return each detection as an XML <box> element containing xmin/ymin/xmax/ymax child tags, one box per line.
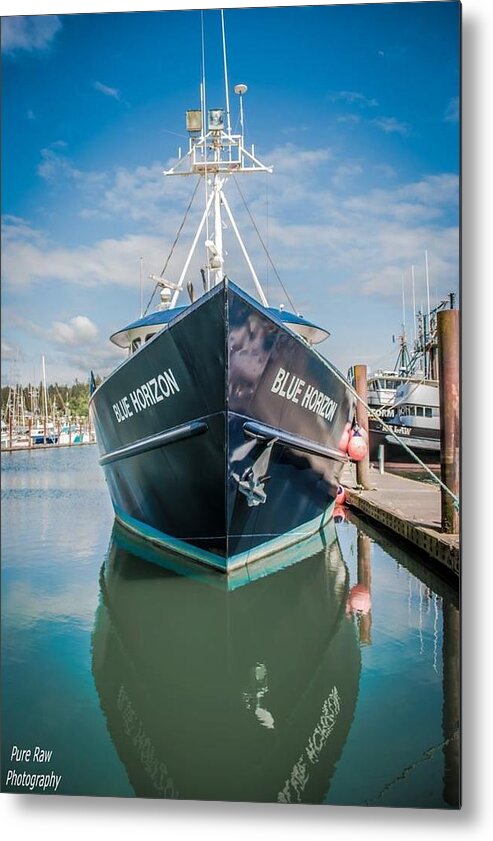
<box><xmin>369</xmin><ymin>419</ymin><xmax>440</xmax><ymax>464</ymax></box>
<box><xmin>90</xmin><ymin>282</ymin><xmax>354</xmax><ymax>571</ymax></box>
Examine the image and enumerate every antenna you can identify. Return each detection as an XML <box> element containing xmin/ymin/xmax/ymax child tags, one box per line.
<box><xmin>411</xmin><ymin>265</ymin><xmax>417</xmax><ymax>346</ymax></box>
<box><xmin>425</xmin><ymin>249</ymin><xmax>431</xmax><ymax>327</ymax></box>
<box><xmin>401</xmin><ymin>271</ymin><xmax>406</xmax><ymax>339</ymax></box>
<box><xmin>221</xmin><ymin>10</ymin><xmax>232</xmax><ymax>136</ymax></box>
<box><xmin>235</xmin><ymin>83</ymin><xmax>248</xmax><ymax>138</ymax></box>
<box><xmin>139</xmin><ymin>256</ymin><xmax>143</xmax><ymax>317</ymax></box>
<box><xmin>200</xmin><ymin>11</ymin><xmax>207</xmax><ymax>139</ymax></box>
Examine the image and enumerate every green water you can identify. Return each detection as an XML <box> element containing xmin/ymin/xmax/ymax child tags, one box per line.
<box><xmin>1</xmin><ymin>446</ymin><xmax>459</xmax><ymax>807</ymax></box>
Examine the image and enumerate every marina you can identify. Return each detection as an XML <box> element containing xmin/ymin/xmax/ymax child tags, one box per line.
<box><xmin>0</xmin><ymin>2</ymin><xmax>460</xmax><ymax>814</ymax></box>
<box><xmin>1</xmin><ymin>444</ymin><xmax>459</xmax><ymax>806</ymax></box>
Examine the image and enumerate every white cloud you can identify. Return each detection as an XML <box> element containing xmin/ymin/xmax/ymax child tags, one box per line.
<box><xmin>2</xmin><ymin>145</ymin><xmax>458</xmax><ymax>370</ymax></box>
<box><xmin>1</xmin><ymin>340</ymin><xmax>17</xmax><ymax>361</ymax></box>
<box><xmin>336</xmin><ymin>114</ymin><xmax>361</xmax><ymax>125</ymax></box>
<box><xmin>38</xmin><ymin>144</ymin><xmax>83</xmax><ymax>183</ymax></box>
<box><xmin>444</xmin><ymin>96</ymin><xmax>459</xmax><ymax>123</ymax></box>
<box><xmin>373</xmin><ymin>163</ymin><xmax>397</xmax><ymax>179</ymax></box>
<box><xmin>93</xmin><ymin>80</ymin><xmax>124</xmax><ymax>103</ymax></box>
<box><xmin>331</xmin><ymin>163</ymin><xmax>363</xmax><ymax>188</ymax></box>
<box><xmin>330</xmin><ymin>91</ymin><xmax>379</xmax><ymax>108</ymax></box>
<box><xmin>50</xmin><ymin>316</ymin><xmax>99</xmax><ymax>347</ymax></box>
<box><xmin>370</xmin><ymin>116</ymin><xmax>410</xmax><ymax>135</ymax></box>
<box><xmin>1</xmin><ymin>217</ymin><xmax>171</xmax><ymax>290</ymax></box>
<box><xmin>1</xmin><ymin>15</ymin><xmax>61</xmax><ymax>55</ymax></box>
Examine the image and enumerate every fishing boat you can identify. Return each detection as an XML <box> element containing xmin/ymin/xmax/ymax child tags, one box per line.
<box><xmin>369</xmin><ymin>379</ymin><xmax>440</xmax><ymax>463</ymax></box>
<box><xmin>90</xmin><ymin>14</ymin><xmax>354</xmax><ymax>574</ymax></box>
<box><xmin>367</xmin><ymin>293</ymin><xmax>453</xmax><ymax>464</ymax></box>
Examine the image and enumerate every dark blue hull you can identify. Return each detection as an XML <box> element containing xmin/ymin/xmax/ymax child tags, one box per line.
<box><xmin>369</xmin><ymin>419</ymin><xmax>441</xmax><ymax>464</ymax></box>
<box><xmin>90</xmin><ymin>282</ymin><xmax>354</xmax><ymax>572</ymax></box>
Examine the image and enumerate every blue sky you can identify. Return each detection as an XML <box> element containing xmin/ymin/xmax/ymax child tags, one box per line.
<box><xmin>1</xmin><ymin>2</ymin><xmax>460</xmax><ymax>385</ymax></box>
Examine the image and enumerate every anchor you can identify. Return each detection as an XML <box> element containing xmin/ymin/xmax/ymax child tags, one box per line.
<box><xmin>233</xmin><ymin>437</ymin><xmax>278</xmax><ymax>507</ymax></box>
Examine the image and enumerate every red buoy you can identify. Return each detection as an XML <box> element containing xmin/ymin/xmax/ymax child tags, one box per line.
<box><xmin>346</xmin><ymin>584</ymin><xmax>371</xmax><ymax>615</ymax></box>
<box><xmin>338</xmin><ymin>422</ymin><xmax>352</xmax><ymax>453</ymax></box>
<box><xmin>350</xmin><ymin>422</ymin><xmax>368</xmax><ymax>442</ymax></box>
<box><xmin>347</xmin><ymin>433</ymin><xmax>368</xmax><ymax>462</ymax></box>
<box><xmin>335</xmin><ymin>485</ymin><xmax>346</xmax><ymax>505</ymax></box>
<box><xmin>333</xmin><ymin>505</ymin><xmax>346</xmax><ymax>523</ymax></box>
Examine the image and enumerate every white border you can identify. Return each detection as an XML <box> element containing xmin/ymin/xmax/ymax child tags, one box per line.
<box><xmin>2</xmin><ymin>0</ymin><xmax>492</xmax><ymax>838</ymax></box>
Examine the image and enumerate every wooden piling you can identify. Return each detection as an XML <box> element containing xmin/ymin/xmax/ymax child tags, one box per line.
<box><xmin>353</xmin><ymin>364</ymin><xmax>371</xmax><ymax>489</ymax></box>
<box><xmin>442</xmin><ymin>601</ymin><xmax>460</xmax><ymax>807</ymax></box>
<box><xmin>437</xmin><ymin>309</ymin><xmax>460</xmax><ymax>533</ymax></box>
<box><xmin>357</xmin><ymin>531</ymin><xmax>372</xmax><ymax>645</ymax></box>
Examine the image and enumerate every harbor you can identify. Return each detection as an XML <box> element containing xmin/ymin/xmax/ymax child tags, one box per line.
<box><xmin>1</xmin><ymin>3</ymin><xmax>460</xmax><ymax>814</ymax></box>
<box><xmin>1</xmin><ymin>444</ymin><xmax>459</xmax><ymax>807</ymax></box>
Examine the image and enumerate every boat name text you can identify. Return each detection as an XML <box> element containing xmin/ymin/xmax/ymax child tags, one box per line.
<box><xmin>112</xmin><ymin>368</ymin><xmax>180</xmax><ymax>423</ymax></box>
<box><xmin>271</xmin><ymin>367</ymin><xmax>338</xmax><ymax>423</ymax></box>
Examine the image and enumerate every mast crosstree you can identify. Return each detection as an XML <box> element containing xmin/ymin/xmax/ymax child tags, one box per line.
<box><xmin>163</xmin><ymin>91</ymin><xmax>272</xmax><ymax>308</ymax></box>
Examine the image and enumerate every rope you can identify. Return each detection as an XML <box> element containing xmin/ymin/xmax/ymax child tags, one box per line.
<box><xmin>314</xmin><ymin>348</ymin><xmax>460</xmax><ymax>510</ymax></box>
<box><xmin>232</xmin><ymin>175</ymin><xmax>296</xmax><ymax>311</ymax></box>
<box><xmin>143</xmin><ymin>178</ymin><xmax>201</xmax><ymax>315</ymax></box>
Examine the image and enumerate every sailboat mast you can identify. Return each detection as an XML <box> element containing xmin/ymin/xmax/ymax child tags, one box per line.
<box><xmin>425</xmin><ymin>249</ymin><xmax>431</xmax><ymax>328</ymax></box>
<box><xmin>411</xmin><ymin>265</ymin><xmax>417</xmax><ymax>347</ymax></box>
<box><xmin>42</xmin><ymin>355</ymin><xmax>48</xmax><ymax>426</ymax></box>
<box><xmin>401</xmin><ymin>272</ymin><xmax>406</xmax><ymax>339</ymax></box>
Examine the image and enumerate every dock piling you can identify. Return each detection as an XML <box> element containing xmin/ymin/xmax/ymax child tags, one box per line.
<box><xmin>378</xmin><ymin>444</ymin><xmax>385</xmax><ymax>475</ymax></box>
<box><xmin>353</xmin><ymin>364</ymin><xmax>371</xmax><ymax>489</ymax></box>
<box><xmin>437</xmin><ymin>308</ymin><xmax>460</xmax><ymax>533</ymax></box>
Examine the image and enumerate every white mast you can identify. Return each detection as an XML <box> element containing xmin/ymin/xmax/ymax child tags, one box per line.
<box><xmin>139</xmin><ymin>256</ymin><xmax>144</xmax><ymax>317</ymax></box>
<box><xmin>401</xmin><ymin>271</ymin><xmax>406</xmax><ymax>340</ymax></box>
<box><xmin>42</xmin><ymin>355</ymin><xmax>48</xmax><ymax>427</ymax></box>
<box><xmin>221</xmin><ymin>10</ymin><xmax>232</xmax><ymax>138</ymax></box>
<box><xmin>411</xmin><ymin>265</ymin><xmax>417</xmax><ymax>346</ymax></box>
<box><xmin>425</xmin><ymin>249</ymin><xmax>431</xmax><ymax>330</ymax></box>
<box><xmin>164</xmin><ymin>77</ymin><xmax>272</xmax><ymax>308</ymax></box>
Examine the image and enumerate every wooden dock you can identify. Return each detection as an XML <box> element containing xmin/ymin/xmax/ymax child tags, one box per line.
<box><xmin>340</xmin><ymin>463</ymin><xmax>460</xmax><ymax>578</ymax></box>
<box><xmin>2</xmin><ymin>441</ymin><xmax>96</xmax><ymax>454</ymax></box>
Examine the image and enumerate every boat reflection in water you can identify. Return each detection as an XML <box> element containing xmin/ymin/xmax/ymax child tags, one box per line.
<box><xmin>92</xmin><ymin>522</ymin><xmax>361</xmax><ymax>804</ymax></box>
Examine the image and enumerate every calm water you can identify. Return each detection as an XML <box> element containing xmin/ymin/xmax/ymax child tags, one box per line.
<box><xmin>1</xmin><ymin>446</ymin><xmax>459</xmax><ymax>807</ymax></box>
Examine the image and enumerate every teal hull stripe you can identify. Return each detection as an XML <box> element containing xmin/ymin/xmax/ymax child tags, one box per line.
<box><xmin>113</xmin><ymin>504</ymin><xmax>335</xmax><ymax>574</ymax></box>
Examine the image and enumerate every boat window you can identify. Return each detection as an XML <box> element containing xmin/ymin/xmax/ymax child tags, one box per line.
<box><xmin>409</xmin><ymin>406</ymin><xmax>415</xmax><ymax>416</ymax></box>
<box><xmin>131</xmin><ymin>337</ymin><xmax>141</xmax><ymax>353</ymax></box>
<box><xmin>425</xmin><ymin>407</ymin><xmax>432</xmax><ymax>418</ymax></box>
<box><xmin>416</xmin><ymin>406</ymin><xmax>424</xmax><ymax>417</ymax></box>
<box><xmin>145</xmin><ymin>333</ymin><xmax>155</xmax><ymax>342</ymax></box>
<box><xmin>385</xmin><ymin>380</ymin><xmax>395</xmax><ymax>389</ymax></box>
